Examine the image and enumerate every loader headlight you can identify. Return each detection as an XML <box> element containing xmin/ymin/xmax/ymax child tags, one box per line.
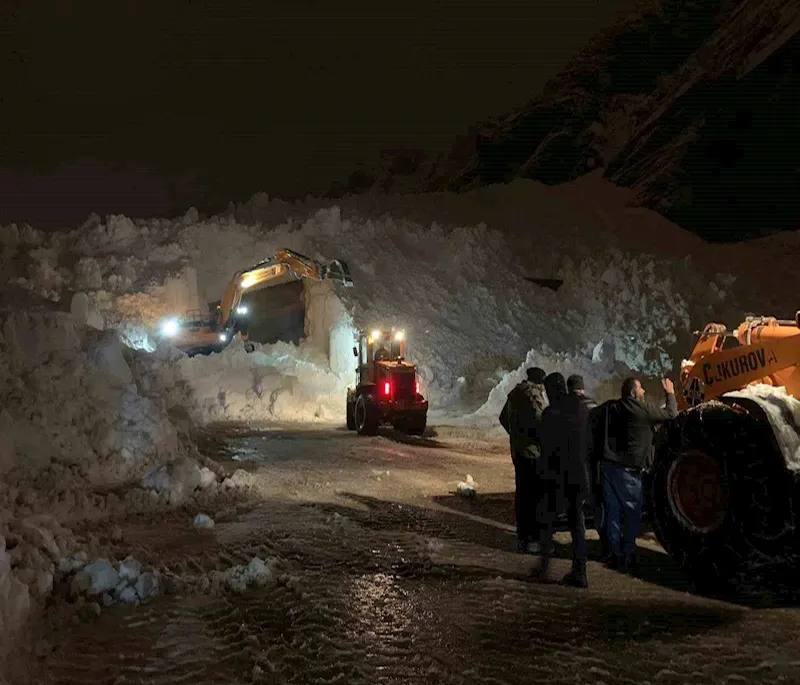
<box><xmin>394</xmin><ymin>330</ymin><xmax>405</xmax><ymax>341</ymax></box>
<box><xmin>219</xmin><ymin>333</ymin><xmax>228</xmax><ymax>342</ymax></box>
<box><xmin>371</xmin><ymin>329</ymin><xmax>382</xmax><ymax>341</ymax></box>
<box><xmin>160</xmin><ymin>318</ymin><xmax>180</xmax><ymax>338</ymax></box>
<box><xmin>236</xmin><ymin>305</ymin><xmax>249</xmax><ymax>316</ymax></box>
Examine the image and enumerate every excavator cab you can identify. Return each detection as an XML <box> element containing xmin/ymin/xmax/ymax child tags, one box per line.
<box><xmin>346</xmin><ymin>328</ymin><xmax>428</xmax><ymax>436</ymax></box>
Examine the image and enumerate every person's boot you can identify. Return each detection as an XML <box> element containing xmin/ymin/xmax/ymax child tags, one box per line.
<box><xmin>560</xmin><ymin>560</ymin><xmax>588</xmax><ymax>588</ymax></box>
<box><xmin>532</xmin><ymin>552</ymin><xmax>552</xmax><ymax>581</ymax></box>
<box><xmin>621</xmin><ymin>554</ymin><xmax>638</xmax><ymax>574</ymax></box>
<box><xmin>525</xmin><ymin>540</ymin><xmax>542</xmax><ymax>555</ymax></box>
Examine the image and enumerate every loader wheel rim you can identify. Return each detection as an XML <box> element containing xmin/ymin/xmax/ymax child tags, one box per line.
<box><xmin>667</xmin><ymin>450</ymin><xmax>730</xmax><ymax>534</ymax></box>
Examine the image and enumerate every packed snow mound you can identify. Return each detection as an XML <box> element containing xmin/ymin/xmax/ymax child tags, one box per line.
<box><xmin>129</xmin><ymin>337</ymin><xmax>351</xmax><ymax>424</ymax></box>
<box><xmin>0</xmin><ymin>308</ymin><xmax>182</xmax><ymax>518</ymax></box>
<box><xmin>0</xmin><ymin>179</ymin><xmax>743</xmax><ymax>413</ymax></box>
<box><xmin>725</xmin><ymin>384</ymin><xmax>800</xmax><ymax>473</ymax></box>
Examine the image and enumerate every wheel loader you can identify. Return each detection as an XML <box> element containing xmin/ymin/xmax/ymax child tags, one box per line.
<box><xmin>346</xmin><ymin>328</ymin><xmax>428</xmax><ymax>436</ymax></box>
<box><xmin>156</xmin><ymin>248</ymin><xmax>353</xmax><ymax>355</ymax></box>
<box><xmin>650</xmin><ymin>312</ymin><xmax>800</xmax><ymax>591</ymax></box>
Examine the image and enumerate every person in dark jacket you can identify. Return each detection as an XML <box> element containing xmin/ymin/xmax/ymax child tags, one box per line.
<box><xmin>566</xmin><ymin>375</ymin><xmax>610</xmax><ymax>560</ymax></box>
<box><xmin>534</xmin><ymin>372</ymin><xmax>593</xmax><ymax>587</ymax></box>
<box><xmin>598</xmin><ymin>376</ymin><xmax>678</xmax><ymax>570</ymax></box>
<box><xmin>499</xmin><ymin>367</ymin><xmax>548</xmax><ymax>553</ymax></box>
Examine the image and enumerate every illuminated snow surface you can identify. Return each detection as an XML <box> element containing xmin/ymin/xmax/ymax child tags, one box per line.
<box><xmin>0</xmin><ymin>174</ymin><xmax>767</xmax><ymax>427</ymax></box>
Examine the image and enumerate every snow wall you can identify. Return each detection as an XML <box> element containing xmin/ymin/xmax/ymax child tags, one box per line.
<box><xmin>0</xmin><ymin>173</ymin><xmax>780</xmax><ymax>431</ymax></box>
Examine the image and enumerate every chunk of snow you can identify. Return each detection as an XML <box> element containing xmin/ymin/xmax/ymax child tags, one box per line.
<box><xmin>222</xmin><ymin>557</ymin><xmax>276</xmax><ymax>594</ymax></box>
<box><xmin>192</xmin><ymin>514</ymin><xmax>215</xmax><ymax>529</ymax></box>
<box><xmin>134</xmin><ymin>572</ymin><xmax>159</xmax><ymax>602</ymax></box>
<box><xmin>59</xmin><ymin>551</ymin><xmax>88</xmax><ymax>574</ymax></box>
<box><xmin>118</xmin><ymin>586</ymin><xmax>139</xmax><ymax>604</ymax></box>
<box><xmin>141</xmin><ymin>457</ymin><xmax>202</xmax><ymax>504</ymax></box>
<box><xmin>456</xmin><ymin>474</ymin><xmax>477</xmax><ymax>498</ymax></box>
<box><xmin>80</xmin><ymin>559</ymin><xmax>120</xmax><ymax>597</ymax></box>
<box><xmin>118</xmin><ymin>556</ymin><xmax>142</xmax><ymax>583</ymax></box>
<box><xmin>198</xmin><ymin>467</ymin><xmax>217</xmax><ymax>490</ymax></box>
<box><xmin>222</xmin><ymin>469</ymin><xmax>256</xmax><ymax>490</ymax></box>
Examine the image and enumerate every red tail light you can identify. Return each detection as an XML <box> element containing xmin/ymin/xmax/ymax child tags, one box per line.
<box><xmin>383</xmin><ymin>381</ymin><xmax>391</xmax><ymax>396</ymax></box>
<box><xmin>415</xmin><ymin>380</ymin><xmax>420</xmax><ymax>394</ymax></box>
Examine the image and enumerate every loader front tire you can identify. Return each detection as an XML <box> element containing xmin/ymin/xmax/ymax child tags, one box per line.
<box><xmin>355</xmin><ymin>395</ymin><xmax>378</xmax><ymax>436</ymax></box>
<box><xmin>650</xmin><ymin>397</ymin><xmax>800</xmax><ymax>596</ymax></box>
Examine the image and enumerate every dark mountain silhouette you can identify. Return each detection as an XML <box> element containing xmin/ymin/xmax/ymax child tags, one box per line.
<box><xmin>333</xmin><ymin>0</ymin><xmax>800</xmax><ymax>243</ymax></box>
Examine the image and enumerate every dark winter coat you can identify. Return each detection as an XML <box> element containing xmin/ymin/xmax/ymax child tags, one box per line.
<box><xmin>595</xmin><ymin>393</ymin><xmax>678</xmax><ymax>471</ymax></box>
<box><xmin>499</xmin><ymin>380</ymin><xmax>547</xmax><ymax>459</ymax></box>
<box><xmin>541</xmin><ymin>393</ymin><xmax>592</xmax><ymax>498</ymax></box>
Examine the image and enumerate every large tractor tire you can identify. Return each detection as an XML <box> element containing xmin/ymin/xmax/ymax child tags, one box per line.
<box><xmin>355</xmin><ymin>395</ymin><xmax>378</xmax><ymax>436</ymax></box>
<box><xmin>650</xmin><ymin>397</ymin><xmax>800</xmax><ymax>595</ymax></box>
<box><xmin>346</xmin><ymin>400</ymin><xmax>356</xmax><ymax>430</ymax></box>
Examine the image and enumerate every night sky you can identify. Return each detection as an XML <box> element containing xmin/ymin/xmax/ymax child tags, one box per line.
<box><xmin>2</xmin><ymin>0</ymin><xmax>631</xmax><ymax>229</ymax></box>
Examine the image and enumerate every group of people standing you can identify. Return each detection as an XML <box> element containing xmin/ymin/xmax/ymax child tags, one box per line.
<box><xmin>499</xmin><ymin>368</ymin><xmax>678</xmax><ymax>588</ymax></box>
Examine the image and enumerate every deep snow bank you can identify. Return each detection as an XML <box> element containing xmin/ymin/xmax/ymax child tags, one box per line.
<box><xmin>0</xmin><ymin>176</ymin><xmax>750</xmax><ymax>420</ymax></box>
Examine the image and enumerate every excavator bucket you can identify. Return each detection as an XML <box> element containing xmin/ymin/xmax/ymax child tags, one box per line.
<box><xmin>323</xmin><ymin>259</ymin><xmax>354</xmax><ymax>286</ymax></box>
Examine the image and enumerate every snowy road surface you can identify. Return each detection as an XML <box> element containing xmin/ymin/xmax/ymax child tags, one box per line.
<box><xmin>30</xmin><ymin>425</ymin><xmax>800</xmax><ymax>685</ymax></box>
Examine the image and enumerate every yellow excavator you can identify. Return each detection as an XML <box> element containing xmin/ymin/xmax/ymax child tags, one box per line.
<box><xmin>649</xmin><ymin>312</ymin><xmax>800</xmax><ymax>593</ymax></box>
<box><xmin>156</xmin><ymin>248</ymin><xmax>353</xmax><ymax>355</ymax></box>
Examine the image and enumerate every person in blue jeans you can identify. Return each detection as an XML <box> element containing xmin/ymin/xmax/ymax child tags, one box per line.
<box><xmin>596</xmin><ymin>376</ymin><xmax>678</xmax><ymax>571</ymax></box>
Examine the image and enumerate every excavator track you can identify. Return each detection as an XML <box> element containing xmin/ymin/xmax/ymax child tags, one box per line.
<box><xmin>650</xmin><ymin>397</ymin><xmax>800</xmax><ymax>597</ymax></box>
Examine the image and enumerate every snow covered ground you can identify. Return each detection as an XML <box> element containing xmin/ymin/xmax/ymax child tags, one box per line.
<box><xmin>0</xmin><ymin>172</ymin><xmax>798</xmax><ymax>662</ymax></box>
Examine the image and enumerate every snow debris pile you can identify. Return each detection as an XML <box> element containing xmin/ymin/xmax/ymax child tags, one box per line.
<box><xmin>162</xmin><ymin>556</ymin><xmax>279</xmax><ymax>597</ymax></box>
<box><xmin>66</xmin><ymin>556</ymin><xmax>160</xmax><ymax>607</ymax></box>
<box><xmin>129</xmin><ymin>336</ymin><xmax>352</xmax><ymax>426</ymax></box>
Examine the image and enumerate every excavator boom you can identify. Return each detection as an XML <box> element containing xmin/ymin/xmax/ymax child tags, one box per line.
<box><xmin>157</xmin><ymin>248</ymin><xmax>353</xmax><ymax>354</ymax></box>
<box><xmin>217</xmin><ymin>248</ymin><xmax>353</xmax><ymax>328</ymax></box>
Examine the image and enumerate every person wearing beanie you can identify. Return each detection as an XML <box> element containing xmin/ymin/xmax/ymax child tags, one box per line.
<box><xmin>534</xmin><ymin>371</ymin><xmax>594</xmax><ymax>588</ymax></box>
<box><xmin>499</xmin><ymin>366</ymin><xmax>548</xmax><ymax>554</ymax></box>
<box><xmin>567</xmin><ymin>375</ymin><xmax>607</xmax><ymax>560</ymax></box>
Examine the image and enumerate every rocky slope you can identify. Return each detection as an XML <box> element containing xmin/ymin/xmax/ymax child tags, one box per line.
<box><xmin>337</xmin><ymin>0</ymin><xmax>800</xmax><ymax>243</ymax></box>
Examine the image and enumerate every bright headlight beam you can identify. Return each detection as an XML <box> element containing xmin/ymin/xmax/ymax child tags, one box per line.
<box><xmin>394</xmin><ymin>330</ymin><xmax>405</xmax><ymax>341</ymax></box>
<box><xmin>371</xmin><ymin>329</ymin><xmax>382</xmax><ymax>341</ymax></box>
<box><xmin>236</xmin><ymin>305</ymin><xmax>249</xmax><ymax>315</ymax></box>
<box><xmin>160</xmin><ymin>318</ymin><xmax>180</xmax><ymax>337</ymax></box>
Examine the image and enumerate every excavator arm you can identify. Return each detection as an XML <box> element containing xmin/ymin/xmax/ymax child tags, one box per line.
<box><xmin>680</xmin><ymin>313</ymin><xmax>800</xmax><ymax>409</ymax></box>
<box><xmin>215</xmin><ymin>248</ymin><xmax>353</xmax><ymax>329</ymax></box>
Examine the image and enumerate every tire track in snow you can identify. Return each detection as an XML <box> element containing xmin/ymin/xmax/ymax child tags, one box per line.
<box><xmin>38</xmin><ymin>437</ymin><xmax>800</xmax><ymax>685</ymax></box>
<box><xmin>44</xmin><ymin>513</ymin><xmax>800</xmax><ymax>685</ymax></box>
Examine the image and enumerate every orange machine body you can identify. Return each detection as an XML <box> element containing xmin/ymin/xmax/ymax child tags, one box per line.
<box><xmin>679</xmin><ymin>314</ymin><xmax>800</xmax><ymax>410</ymax></box>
